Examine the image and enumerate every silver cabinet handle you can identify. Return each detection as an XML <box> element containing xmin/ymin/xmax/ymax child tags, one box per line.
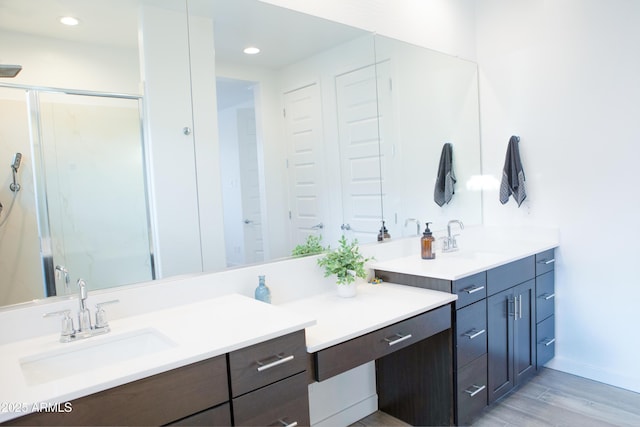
<box><xmin>278</xmin><ymin>420</ymin><xmax>298</xmax><ymax>427</ymax></box>
<box><xmin>538</xmin><ymin>258</ymin><xmax>556</xmax><ymax>265</ymax></box>
<box><xmin>384</xmin><ymin>333</ymin><xmax>413</xmax><ymax>346</ymax></box>
<box><xmin>463</xmin><ymin>285</ymin><xmax>485</xmax><ymax>294</ymax></box>
<box><xmin>541</xmin><ymin>293</ymin><xmax>556</xmax><ymax>300</ymax></box>
<box><xmin>513</xmin><ymin>296</ymin><xmax>519</xmax><ymax>319</ymax></box>
<box><xmin>541</xmin><ymin>338</ymin><xmax>556</xmax><ymax>346</ymax></box>
<box><xmin>464</xmin><ymin>329</ymin><xmax>486</xmax><ymax>340</ymax></box>
<box><xmin>256</xmin><ymin>354</ymin><xmax>295</xmax><ymax>372</ymax></box>
<box><xmin>464</xmin><ymin>384</ymin><xmax>486</xmax><ymax>397</ymax></box>
<box><xmin>519</xmin><ymin>295</ymin><xmax>523</xmax><ymax>319</ymax></box>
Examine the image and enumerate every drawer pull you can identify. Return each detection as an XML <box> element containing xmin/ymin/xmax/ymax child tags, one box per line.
<box><xmin>540</xmin><ymin>338</ymin><xmax>556</xmax><ymax>347</ymax></box>
<box><xmin>538</xmin><ymin>258</ymin><xmax>556</xmax><ymax>265</ymax></box>
<box><xmin>384</xmin><ymin>333</ymin><xmax>413</xmax><ymax>346</ymax></box>
<box><xmin>464</xmin><ymin>384</ymin><xmax>486</xmax><ymax>397</ymax></box>
<box><xmin>540</xmin><ymin>293</ymin><xmax>556</xmax><ymax>300</ymax></box>
<box><xmin>256</xmin><ymin>354</ymin><xmax>295</xmax><ymax>372</ymax></box>
<box><xmin>463</xmin><ymin>285</ymin><xmax>485</xmax><ymax>294</ymax></box>
<box><xmin>278</xmin><ymin>420</ymin><xmax>298</xmax><ymax>427</ymax></box>
<box><xmin>463</xmin><ymin>329</ymin><xmax>486</xmax><ymax>340</ymax></box>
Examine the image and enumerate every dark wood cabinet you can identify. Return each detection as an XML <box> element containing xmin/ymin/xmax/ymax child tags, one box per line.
<box><xmin>6</xmin><ymin>356</ymin><xmax>230</xmax><ymax>427</ymax></box>
<box><xmin>229</xmin><ymin>331</ymin><xmax>310</xmax><ymax>427</ymax></box>
<box><xmin>376</xmin><ymin>248</ymin><xmax>556</xmax><ymax>425</ymax></box>
<box><xmin>535</xmin><ymin>250</ymin><xmax>556</xmax><ymax>367</ymax></box>
<box><xmin>375</xmin><ymin>270</ymin><xmax>488</xmax><ymax>425</ymax></box>
<box><xmin>486</xmin><ymin>279</ymin><xmax>536</xmax><ymax>403</ymax></box>
<box><xmin>5</xmin><ymin>331</ymin><xmax>311</xmax><ymax>427</ymax></box>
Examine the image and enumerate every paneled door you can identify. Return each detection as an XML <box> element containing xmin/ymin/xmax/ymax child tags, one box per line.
<box><xmin>284</xmin><ymin>83</ymin><xmax>327</xmax><ymax>247</ymax></box>
<box><xmin>335</xmin><ymin>64</ymin><xmax>387</xmax><ymax>243</ymax></box>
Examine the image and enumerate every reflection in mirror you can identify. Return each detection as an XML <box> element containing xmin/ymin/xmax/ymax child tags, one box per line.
<box><xmin>210</xmin><ymin>0</ymin><xmax>382</xmax><ymax>258</ymax></box>
<box><xmin>0</xmin><ymin>0</ymin><xmax>380</xmax><ymax>307</ymax></box>
<box><xmin>0</xmin><ymin>0</ymin><xmax>483</xmax><ymax>310</ymax></box>
<box><xmin>373</xmin><ymin>35</ymin><xmax>483</xmax><ymax>238</ymax></box>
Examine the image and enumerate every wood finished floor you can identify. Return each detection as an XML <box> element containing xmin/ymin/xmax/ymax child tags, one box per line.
<box><xmin>350</xmin><ymin>368</ymin><xmax>640</xmax><ymax>427</ymax></box>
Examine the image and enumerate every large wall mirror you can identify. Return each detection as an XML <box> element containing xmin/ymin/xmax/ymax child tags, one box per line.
<box><xmin>0</xmin><ymin>0</ymin><xmax>481</xmax><ymax>309</ymax></box>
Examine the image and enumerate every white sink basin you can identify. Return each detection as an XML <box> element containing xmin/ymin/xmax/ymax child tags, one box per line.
<box><xmin>20</xmin><ymin>328</ymin><xmax>176</xmax><ymax>386</ymax></box>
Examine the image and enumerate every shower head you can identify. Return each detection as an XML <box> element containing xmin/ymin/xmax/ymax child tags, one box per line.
<box><xmin>11</xmin><ymin>153</ymin><xmax>22</xmax><ymax>172</ymax></box>
<box><xmin>0</xmin><ymin>64</ymin><xmax>22</xmax><ymax>78</ymax></box>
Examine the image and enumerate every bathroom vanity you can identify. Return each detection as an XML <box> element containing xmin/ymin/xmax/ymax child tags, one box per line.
<box><xmin>373</xmin><ymin>245</ymin><xmax>557</xmax><ymax>425</ymax></box>
<box><xmin>0</xmin><ymin>295</ymin><xmax>315</xmax><ymax>426</ymax></box>
<box><xmin>0</xmin><ymin>229</ymin><xmax>558</xmax><ymax>427</ymax></box>
<box><xmin>283</xmin><ymin>283</ymin><xmax>458</xmax><ymax>426</ymax></box>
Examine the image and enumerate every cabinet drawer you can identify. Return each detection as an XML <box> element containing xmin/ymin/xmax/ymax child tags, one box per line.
<box><xmin>453</xmin><ymin>272</ymin><xmax>487</xmax><ymax>308</ymax></box>
<box><xmin>232</xmin><ymin>371</ymin><xmax>310</xmax><ymax>426</ymax></box>
<box><xmin>315</xmin><ymin>304</ymin><xmax>451</xmax><ymax>381</ymax></box>
<box><xmin>536</xmin><ymin>271</ymin><xmax>555</xmax><ymax>321</ymax></box>
<box><xmin>537</xmin><ymin>315</ymin><xmax>555</xmax><ymax>367</ymax></box>
<box><xmin>456</xmin><ymin>300</ymin><xmax>487</xmax><ymax>367</ymax></box>
<box><xmin>456</xmin><ymin>353</ymin><xmax>488</xmax><ymax>426</ymax></box>
<box><xmin>168</xmin><ymin>403</ymin><xmax>231</xmax><ymax>426</ymax></box>
<box><xmin>229</xmin><ymin>330</ymin><xmax>307</xmax><ymax>397</ymax></box>
<box><xmin>487</xmin><ymin>256</ymin><xmax>534</xmax><ymax>296</ymax></box>
<box><xmin>535</xmin><ymin>249</ymin><xmax>556</xmax><ymax>276</ymax></box>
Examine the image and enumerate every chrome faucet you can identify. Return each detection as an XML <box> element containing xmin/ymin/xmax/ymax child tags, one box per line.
<box><xmin>44</xmin><ymin>277</ymin><xmax>119</xmax><ymax>343</ymax></box>
<box><xmin>443</xmin><ymin>220</ymin><xmax>464</xmax><ymax>252</ymax></box>
<box><xmin>55</xmin><ymin>264</ymin><xmax>70</xmax><ymax>291</ymax></box>
<box><xmin>77</xmin><ymin>279</ymin><xmax>92</xmax><ymax>332</ymax></box>
<box><xmin>404</xmin><ymin>218</ymin><xmax>421</xmax><ymax>236</ymax></box>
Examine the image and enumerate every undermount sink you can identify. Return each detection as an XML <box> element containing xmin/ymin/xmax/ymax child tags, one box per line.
<box><xmin>20</xmin><ymin>328</ymin><xmax>176</xmax><ymax>386</ymax></box>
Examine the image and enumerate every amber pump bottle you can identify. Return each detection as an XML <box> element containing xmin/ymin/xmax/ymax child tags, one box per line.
<box><xmin>421</xmin><ymin>222</ymin><xmax>436</xmax><ymax>259</ymax></box>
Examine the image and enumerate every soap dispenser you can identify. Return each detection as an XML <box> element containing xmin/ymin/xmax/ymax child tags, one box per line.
<box><xmin>254</xmin><ymin>275</ymin><xmax>272</xmax><ymax>303</ymax></box>
<box><xmin>421</xmin><ymin>222</ymin><xmax>436</xmax><ymax>260</ymax></box>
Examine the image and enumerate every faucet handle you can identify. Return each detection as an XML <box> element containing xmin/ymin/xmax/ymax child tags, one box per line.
<box><xmin>95</xmin><ymin>299</ymin><xmax>119</xmax><ymax>329</ymax></box>
<box><xmin>44</xmin><ymin>309</ymin><xmax>75</xmax><ymax>339</ymax></box>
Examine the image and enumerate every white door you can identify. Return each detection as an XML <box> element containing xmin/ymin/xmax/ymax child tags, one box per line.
<box><xmin>284</xmin><ymin>83</ymin><xmax>328</xmax><ymax>248</ymax></box>
<box><xmin>237</xmin><ymin>108</ymin><xmax>264</xmax><ymax>264</ymax></box>
<box><xmin>335</xmin><ymin>64</ymin><xmax>386</xmax><ymax>243</ymax></box>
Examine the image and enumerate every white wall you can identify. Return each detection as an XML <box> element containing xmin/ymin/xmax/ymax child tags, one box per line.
<box><xmin>260</xmin><ymin>0</ymin><xmax>477</xmax><ymax>61</ymax></box>
<box><xmin>476</xmin><ymin>0</ymin><xmax>640</xmax><ymax>392</ymax></box>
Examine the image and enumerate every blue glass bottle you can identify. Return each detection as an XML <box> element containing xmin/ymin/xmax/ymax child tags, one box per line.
<box><xmin>254</xmin><ymin>275</ymin><xmax>271</xmax><ymax>303</ymax></box>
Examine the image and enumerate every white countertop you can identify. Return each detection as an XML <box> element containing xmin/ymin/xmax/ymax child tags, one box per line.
<box><xmin>369</xmin><ymin>239</ymin><xmax>558</xmax><ymax>281</ymax></box>
<box><xmin>0</xmin><ymin>294</ymin><xmax>315</xmax><ymax>423</ymax></box>
<box><xmin>281</xmin><ymin>282</ymin><xmax>457</xmax><ymax>352</ymax></box>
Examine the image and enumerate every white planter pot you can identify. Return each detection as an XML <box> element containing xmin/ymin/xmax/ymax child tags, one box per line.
<box><xmin>336</xmin><ymin>282</ymin><xmax>357</xmax><ymax>298</ymax></box>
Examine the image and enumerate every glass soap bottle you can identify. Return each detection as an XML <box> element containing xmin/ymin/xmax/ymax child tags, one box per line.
<box><xmin>421</xmin><ymin>222</ymin><xmax>436</xmax><ymax>260</ymax></box>
<box><xmin>255</xmin><ymin>275</ymin><xmax>271</xmax><ymax>303</ymax></box>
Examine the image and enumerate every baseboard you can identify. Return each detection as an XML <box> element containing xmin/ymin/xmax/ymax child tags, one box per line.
<box><xmin>311</xmin><ymin>394</ymin><xmax>378</xmax><ymax>427</ymax></box>
<box><xmin>547</xmin><ymin>356</ymin><xmax>640</xmax><ymax>393</ymax></box>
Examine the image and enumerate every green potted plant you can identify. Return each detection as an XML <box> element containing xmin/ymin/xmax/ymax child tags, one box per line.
<box><xmin>291</xmin><ymin>235</ymin><xmax>325</xmax><ymax>257</ymax></box>
<box><xmin>317</xmin><ymin>236</ymin><xmax>373</xmax><ymax>297</ymax></box>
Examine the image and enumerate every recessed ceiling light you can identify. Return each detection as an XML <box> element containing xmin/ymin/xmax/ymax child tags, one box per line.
<box><xmin>243</xmin><ymin>47</ymin><xmax>260</xmax><ymax>55</ymax></box>
<box><xmin>60</xmin><ymin>16</ymin><xmax>80</xmax><ymax>26</ymax></box>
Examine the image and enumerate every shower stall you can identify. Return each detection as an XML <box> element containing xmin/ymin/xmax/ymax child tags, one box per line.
<box><xmin>0</xmin><ymin>84</ymin><xmax>155</xmax><ymax>306</ymax></box>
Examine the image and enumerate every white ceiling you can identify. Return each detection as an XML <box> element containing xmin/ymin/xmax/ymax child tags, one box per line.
<box><xmin>0</xmin><ymin>0</ymin><xmax>368</xmax><ymax>69</ymax></box>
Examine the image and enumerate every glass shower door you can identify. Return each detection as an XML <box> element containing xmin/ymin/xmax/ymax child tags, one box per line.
<box><xmin>35</xmin><ymin>91</ymin><xmax>154</xmax><ymax>295</ymax></box>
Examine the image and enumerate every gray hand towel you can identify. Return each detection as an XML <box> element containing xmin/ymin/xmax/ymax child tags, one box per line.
<box><xmin>499</xmin><ymin>135</ymin><xmax>526</xmax><ymax>206</ymax></box>
<box><xmin>434</xmin><ymin>143</ymin><xmax>456</xmax><ymax>207</ymax></box>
